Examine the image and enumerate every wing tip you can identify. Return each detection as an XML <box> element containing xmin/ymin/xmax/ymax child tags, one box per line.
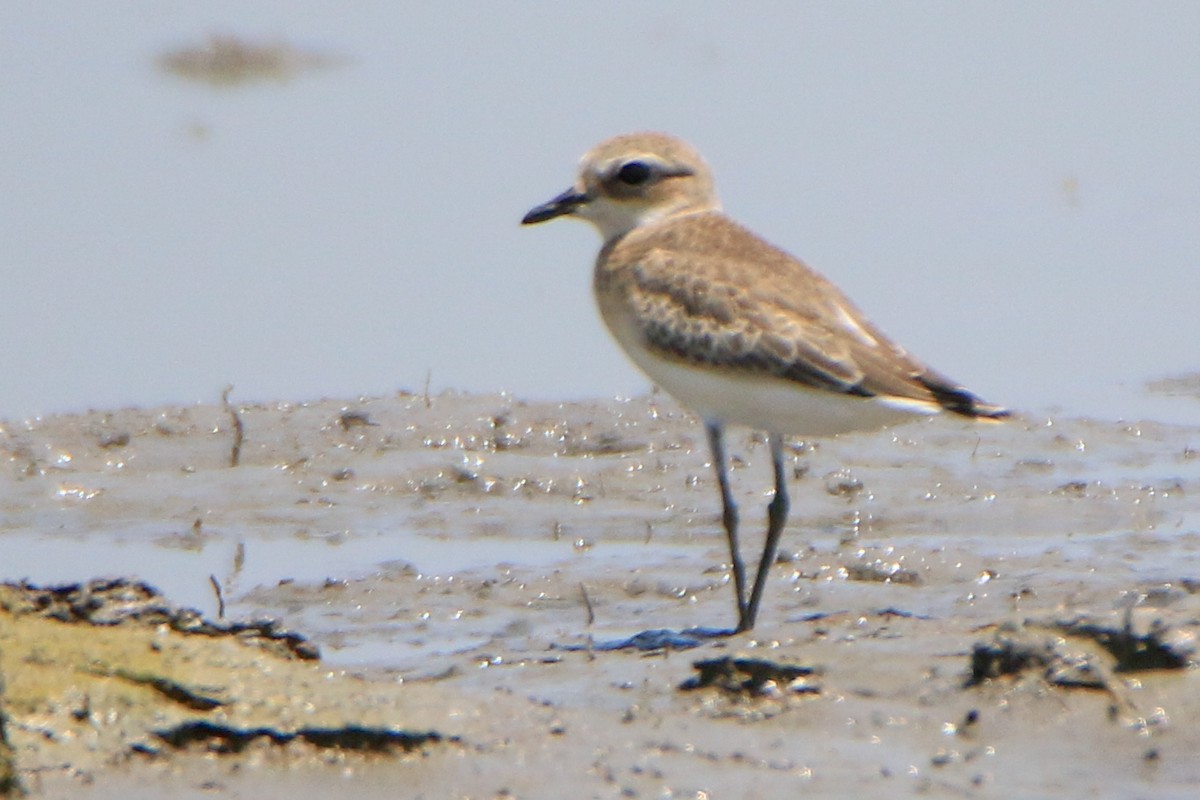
<box><xmin>916</xmin><ymin>375</ymin><xmax>1010</xmax><ymax>421</ymax></box>
<box><xmin>968</xmin><ymin>402</ymin><xmax>1012</xmax><ymax>421</ymax></box>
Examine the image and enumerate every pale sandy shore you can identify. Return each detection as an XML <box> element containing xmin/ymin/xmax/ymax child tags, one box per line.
<box><xmin>2</xmin><ymin>391</ymin><xmax>1199</xmax><ymax>798</ymax></box>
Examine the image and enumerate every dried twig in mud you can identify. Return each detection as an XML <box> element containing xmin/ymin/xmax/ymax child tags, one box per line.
<box><xmin>221</xmin><ymin>385</ymin><xmax>244</xmax><ymax>467</ymax></box>
<box><xmin>209</xmin><ymin>574</ymin><xmax>226</xmax><ymax>619</ymax></box>
<box><xmin>579</xmin><ymin>583</ymin><xmax>595</xmax><ymax>626</ymax></box>
<box><xmin>423</xmin><ymin>369</ymin><xmax>433</xmax><ymax>409</ymax></box>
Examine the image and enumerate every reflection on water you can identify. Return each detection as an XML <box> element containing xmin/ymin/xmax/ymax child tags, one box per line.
<box><xmin>0</xmin><ymin>525</ymin><xmax>593</xmax><ymax>620</ymax></box>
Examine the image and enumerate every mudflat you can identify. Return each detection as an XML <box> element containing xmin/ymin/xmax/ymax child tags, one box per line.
<box><xmin>2</xmin><ymin>390</ymin><xmax>1198</xmax><ymax>798</ymax></box>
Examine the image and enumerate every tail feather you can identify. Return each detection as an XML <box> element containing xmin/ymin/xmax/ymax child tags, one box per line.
<box><xmin>918</xmin><ymin>375</ymin><xmax>1010</xmax><ymax>420</ymax></box>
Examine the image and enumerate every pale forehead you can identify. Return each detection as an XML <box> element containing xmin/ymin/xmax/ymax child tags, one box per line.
<box><xmin>578</xmin><ymin>132</ymin><xmax>707</xmax><ymax>176</ymax></box>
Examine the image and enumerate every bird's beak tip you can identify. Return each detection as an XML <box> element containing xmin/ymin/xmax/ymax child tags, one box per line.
<box><xmin>521</xmin><ymin>188</ymin><xmax>587</xmax><ymax>226</ymax></box>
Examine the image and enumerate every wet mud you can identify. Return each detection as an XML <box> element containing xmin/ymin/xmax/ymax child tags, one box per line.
<box><xmin>2</xmin><ymin>390</ymin><xmax>1200</xmax><ymax>797</ymax></box>
<box><xmin>0</xmin><ymin>580</ymin><xmax>446</xmax><ymax>797</ymax></box>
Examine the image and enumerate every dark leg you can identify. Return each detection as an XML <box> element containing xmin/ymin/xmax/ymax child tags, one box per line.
<box><xmin>743</xmin><ymin>433</ymin><xmax>790</xmax><ymax>631</ymax></box>
<box><xmin>705</xmin><ymin>421</ymin><xmax>748</xmax><ymax>629</ymax></box>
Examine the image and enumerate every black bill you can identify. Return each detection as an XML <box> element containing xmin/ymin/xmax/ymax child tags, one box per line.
<box><xmin>521</xmin><ymin>188</ymin><xmax>588</xmax><ymax>225</ymax></box>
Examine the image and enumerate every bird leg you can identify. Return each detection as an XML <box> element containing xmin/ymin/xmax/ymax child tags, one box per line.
<box><xmin>705</xmin><ymin>421</ymin><xmax>748</xmax><ymax>628</ymax></box>
<box><xmin>743</xmin><ymin>434</ymin><xmax>790</xmax><ymax>631</ymax></box>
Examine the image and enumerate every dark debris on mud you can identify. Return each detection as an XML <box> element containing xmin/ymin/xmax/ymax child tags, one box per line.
<box><xmin>680</xmin><ymin>657</ymin><xmax>821</xmax><ymax>697</ymax></box>
<box><xmin>1054</xmin><ymin>616</ymin><xmax>1194</xmax><ymax>672</ymax></box>
<box><xmin>966</xmin><ymin>613</ymin><xmax>1195</xmax><ymax>691</ymax></box>
<box><xmin>965</xmin><ymin>636</ymin><xmax>1107</xmax><ymax>690</ymax></box>
<box><xmin>2</xmin><ymin>578</ymin><xmax>319</xmax><ymax>660</ymax></box>
<box><xmin>151</xmin><ymin>720</ymin><xmax>445</xmax><ymax>755</ymax></box>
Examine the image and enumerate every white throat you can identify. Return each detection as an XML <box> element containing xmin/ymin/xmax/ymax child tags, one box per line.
<box><xmin>577</xmin><ymin>197</ymin><xmax>716</xmax><ymax>242</ymax></box>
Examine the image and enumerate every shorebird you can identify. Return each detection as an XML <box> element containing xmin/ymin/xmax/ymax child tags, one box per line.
<box><xmin>522</xmin><ymin>132</ymin><xmax>1008</xmax><ymax>633</ymax></box>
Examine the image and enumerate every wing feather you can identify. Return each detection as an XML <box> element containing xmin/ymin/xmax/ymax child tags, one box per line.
<box><xmin>599</xmin><ymin>212</ymin><xmax>1006</xmax><ymax>418</ymax></box>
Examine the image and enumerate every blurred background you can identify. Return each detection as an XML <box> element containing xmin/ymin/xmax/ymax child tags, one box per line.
<box><xmin>2</xmin><ymin>2</ymin><xmax>1198</xmax><ymax>423</ymax></box>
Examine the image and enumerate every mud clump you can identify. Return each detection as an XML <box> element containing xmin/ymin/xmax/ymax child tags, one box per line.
<box><xmin>1054</xmin><ymin>616</ymin><xmax>1193</xmax><ymax>672</ymax></box>
<box><xmin>153</xmin><ymin>720</ymin><xmax>442</xmax><ymax>755</ymax></box>
<box><xmin>680</xmin><ymin>656</ymin><xmax>821</xmax><ymax>697</ymax></box>
<box><xmin>3</xmin><ymin>578</ymin><xmax>318</xmax><ymax>660</ymax></box>
<box><xmin>965</xmin><ymin>613</ymin><xmax>1194</xmax><ymax>691</ymax></box>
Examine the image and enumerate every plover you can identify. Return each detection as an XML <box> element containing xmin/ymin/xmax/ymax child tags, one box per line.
<box><xmin>522</xmin><ymin>132</ymin><xmax>1008</xmax><ymax>633</ymax></box>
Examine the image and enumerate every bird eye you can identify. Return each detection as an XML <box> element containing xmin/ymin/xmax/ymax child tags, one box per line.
<box><xmin>615</xmin><ymin>161</ymin><xmax>653</xmax><ymax>186</ymax></box>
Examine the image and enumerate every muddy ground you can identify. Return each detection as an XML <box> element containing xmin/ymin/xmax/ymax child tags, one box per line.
<box><xmin>2</xmin><ymin>390</ymin><xmax>1199</xmax><ymax>798</ymax></box>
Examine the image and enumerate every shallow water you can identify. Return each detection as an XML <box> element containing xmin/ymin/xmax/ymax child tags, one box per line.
<box><xmin>4</xmin><ymin>6</ymin><xmax>1200</xmax><ymax>430</ymax></box>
